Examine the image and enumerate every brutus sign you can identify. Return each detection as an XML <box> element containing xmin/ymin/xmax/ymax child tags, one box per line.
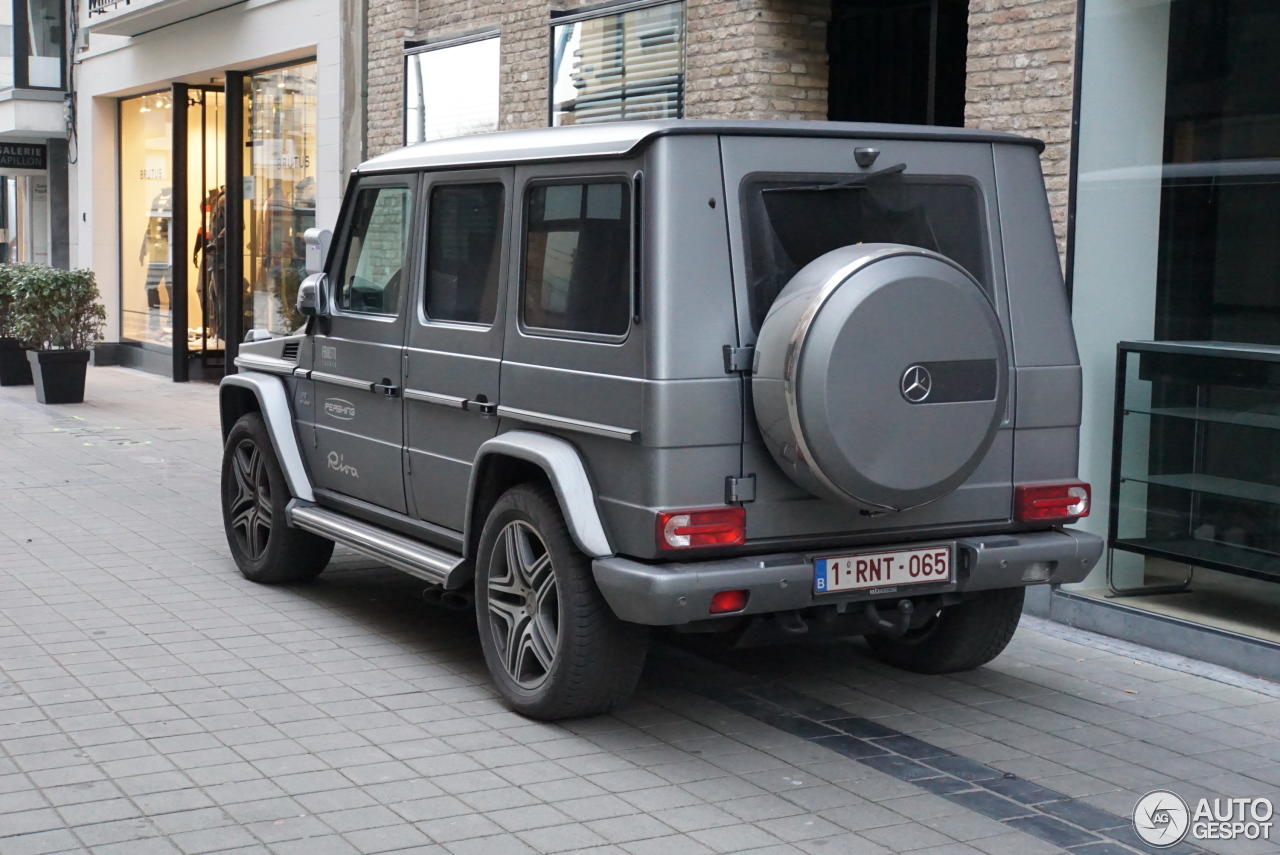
<box><xmin>0</xmin><ymin>144</ymin><xmax>47</xmax><ymax>170</ymax></box>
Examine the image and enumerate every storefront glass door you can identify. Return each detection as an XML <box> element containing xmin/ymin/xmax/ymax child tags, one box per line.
<box><xmin>184</xmin><ymin>88</ymin><xmax>227</xmax><ymax>371</ymax></box>
<box><xmin>119</xmin><ymin>87</ymin><xmax>226</xmax><ymax>374</ymax></box>
<box><xmin>120</xmin><ymin>91</ymin><xmax>174</xmax><ymax>347</ymax></box>
<box><xmin>242</xmin><ymin>61</ymin><xmax>317</xmax><ymax>337</ymax></box>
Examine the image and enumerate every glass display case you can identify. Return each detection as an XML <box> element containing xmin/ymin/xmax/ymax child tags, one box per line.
<box><xmin>1110</xmin><ymin>341</ymin><xmax>1280</xmax><ymax>594</ymax></box>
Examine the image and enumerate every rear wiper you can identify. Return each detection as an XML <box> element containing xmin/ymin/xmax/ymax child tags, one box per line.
<box><xmin>763</xmin><ymin>162</ymin><xmax>907</xmax><ymax>193</ymax></box>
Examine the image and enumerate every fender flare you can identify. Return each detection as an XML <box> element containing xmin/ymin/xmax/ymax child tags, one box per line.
<box><xmin>466</xmin><ymin>431</ymin><xmax>613</xmax><ymax>558</ymax></box>
<box><xmin>220</xmin><ymin>373</ymin><xmax>315</xmax><ymax>503</ymax></box>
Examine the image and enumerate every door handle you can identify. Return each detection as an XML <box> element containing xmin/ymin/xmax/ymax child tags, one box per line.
<box><xmin>374</xmin><ymin>380</ymin><xmax>400</xmax><ymax>398</ymax></box>
<box><xmin>464</xmin><ymin>398</ymin><xmax>496</xmax><ymax>416</ymax></box>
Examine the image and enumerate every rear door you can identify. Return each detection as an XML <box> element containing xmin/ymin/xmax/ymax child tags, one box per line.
<box><xmin>498</xmin><ymin>163</ymin><xmax>646</xmax><ymax>542</ymax></box>
<box><xmin>719</xmin><ymin>135</ymin><xmax>1014</xmax><ymax>537</ymax></box>
<box><xmin>308</xmin><ymin>174</ymin><xmax>416</xmax><ymax>514</ymax></box>
<box><xmin>405</xmin><ymin>169</ymin><xmax>512</xmax><ymax>534</ymax></box>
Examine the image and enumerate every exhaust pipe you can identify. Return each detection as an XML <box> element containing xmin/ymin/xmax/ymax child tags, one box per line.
<box><xmin>439</xmin><ymin>590</ymin><xmax>474</xmax><ymax>611</ymax></box>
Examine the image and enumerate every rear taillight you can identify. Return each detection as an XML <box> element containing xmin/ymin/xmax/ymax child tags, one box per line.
<box><xmin>709</xmin><ymin>590</ymin><xmax>750</xmax><ymax>614</ymax></box>
<box><xmin>656</xmin><ymin>507</ymin><xmax>746</xmax><ymax>550</ymax></box>
<box><xmin>1014</xmin><ymin>482</ymin><xmax>1090</xmax><ymax>522</ymax></box>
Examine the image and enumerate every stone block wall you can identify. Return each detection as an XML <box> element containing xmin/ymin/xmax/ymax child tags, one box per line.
<box><xmin>367</xmin><ymin>0</ymin><xmax>1080</xmax><ymax>263</ymax></box>
<box><xmin>964</xmin><ymin>0</ymin><xmax>1078</xmax><ymax>258</ymax></box>
<box><xmin>367</xmin><ymin>0</ymin><xmax>833</xmax><ymax>156</ymax></box>
<box><xmin>684</xmin><ymin>0</ymin><xmax>829</xmax><ymax>120</ymax></box>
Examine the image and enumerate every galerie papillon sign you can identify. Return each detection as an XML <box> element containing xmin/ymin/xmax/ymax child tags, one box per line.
<box><xmin>0</xmin><ymin>144</ymin><xmax>46</xmax><ymax>171</ymax></box>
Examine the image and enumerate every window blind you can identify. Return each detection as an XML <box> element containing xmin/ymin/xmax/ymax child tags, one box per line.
<box><xmin>552</xmin><ymin>2</ymin><xmax>684</xmax><ymax>126</ymax></box>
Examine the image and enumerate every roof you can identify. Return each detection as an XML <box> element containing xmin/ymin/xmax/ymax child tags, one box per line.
<box><xmin>358</xmin><ymin>119</ymin><xmax>1044</xmax><ymax>173</ymax></box>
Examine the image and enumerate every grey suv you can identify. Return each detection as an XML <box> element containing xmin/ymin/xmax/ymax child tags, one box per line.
<box><xmin>219</xmin><ymin>120</ymin><xmax>1103</xmax><ymax>720</ymax></box>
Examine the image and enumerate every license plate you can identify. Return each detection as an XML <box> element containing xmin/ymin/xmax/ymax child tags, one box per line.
<box><xmin>814</xmin><ymin>544</ymin><xmax>952</xmax><ymax>594</ymax></box>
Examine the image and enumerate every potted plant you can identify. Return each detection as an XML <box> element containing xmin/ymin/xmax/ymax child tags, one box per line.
<box><xmin>0</xmin><ymin>264</ymin><xmax>32</xmax><ymax>386</ymax></box>
<box><xmin>9</xmin><ymin>265</ymin><xmax>106</xmax><ymax>404</ymax></box>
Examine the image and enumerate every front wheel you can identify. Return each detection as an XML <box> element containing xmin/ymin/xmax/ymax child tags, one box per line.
<box><xmin>475</xmin><ymin>484</ymin><xmax>648</xmax><ymax>720</ymax></box>
<box><xmin>865</xmin><ymin>587</ymin><xmax>1024</xmax><ymax>674</ymax></box>
<box><xmin>221</xmin><ymin>412</ymin><xmax>333</xmax><ymax>583</ymax></box>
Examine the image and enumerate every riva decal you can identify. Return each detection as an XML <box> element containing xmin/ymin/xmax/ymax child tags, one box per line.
<box><xmin>323</xmin><ymin>398</ymin><xmax>356</xmax><ymax>420</ymax></box>
<box><xmin>327</xmin><ymin>451</ymin><xmax>359</xmax><ymax>478</ymax></box>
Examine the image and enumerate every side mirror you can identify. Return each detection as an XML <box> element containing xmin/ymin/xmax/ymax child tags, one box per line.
<box><xmin>297</xmin><ymin>273</ymin><xmax>330</xmax><ymax>318</ymax></box>
<box><xmin>303</xmin><ymin>228</ymin><xmax>332</xmax><ymax>276</ymax></box>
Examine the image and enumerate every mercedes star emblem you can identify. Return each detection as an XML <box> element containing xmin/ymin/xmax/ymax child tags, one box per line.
<box><xmin>901</xmin><ymin>365</ymin><xmax>932</xmax><ymax>403</ymax></box>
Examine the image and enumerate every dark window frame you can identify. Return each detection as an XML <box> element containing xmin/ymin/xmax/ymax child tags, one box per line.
<box><xmin>14</xmin><ymin>0</ymin><xmax>66</xmax><ymax>91</ymax></box>
<box><xmin>421</xmin><ymin>178</ymin><xmax>507</xmax><ymax>329</ymax></box>
<box><xmin>547</xmin><ymin>0</ymin><xmax>686</xmax><ymax>128</ymax></box>
<box><xmin>738</xmin><ymin>170</ymin><xmax>992</xmax><ymax>332</ymax></box>
<box><xmin>331</xmin><ymin>179</ymin><xmax>416</xmax><ymax>320</ymax></box>
<box><xmin>518</xmin><ymin>174</ymin><xmax>636</xmax><ymax>343</ymax></box>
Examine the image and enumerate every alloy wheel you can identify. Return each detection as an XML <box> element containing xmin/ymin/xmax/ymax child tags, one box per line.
<box><xmin>228</xmin><ymin>439</ymin><xmax>273</xmax><ymax>561</ymax></box>
<box><xmin>486</xmin><ymin>520</ymin><xmax>560</xmax><ymax>689</ymax></box>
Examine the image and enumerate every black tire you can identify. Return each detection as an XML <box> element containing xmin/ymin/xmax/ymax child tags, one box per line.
<box><xmin>475</xmin><ymin>484</ymin><xmax>648</xmax><ymax>720</ymax></box>
<box><xmin>221</xmin><ymin>412</ymin><xmax>333</xmax><ymax>583</ymax></box>
<box><xmin>865</xmin><ymin>587</ymin><xmax>1024</xmax><ymax>674</ymax></box>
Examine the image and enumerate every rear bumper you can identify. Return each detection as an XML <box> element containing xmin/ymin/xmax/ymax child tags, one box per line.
<box><xmin>592</xmin><ymin>528</ymin><xmax>1103</xmax><ymax>626</ymax></box>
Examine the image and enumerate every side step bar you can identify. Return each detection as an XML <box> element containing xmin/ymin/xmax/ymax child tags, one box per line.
<box><xmin>289</xmin><ymin>503</ymin><xmax>466</xmax><ymax>586</ymax></box>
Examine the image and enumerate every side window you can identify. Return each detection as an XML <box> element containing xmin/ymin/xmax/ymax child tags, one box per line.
<box><xmin>336</xmin><ymin>185</ymin><xmax>413</xmax><ymax>315</ymax></box>
<box><xmin>425</xmin><ymin>183</ymin><xmax>505</xmax><ymax>324</ymax></box>
<box><xmin>522</xmin><ymin>180</ymin><xmax>631</xmax><ymax>337</ymax></box>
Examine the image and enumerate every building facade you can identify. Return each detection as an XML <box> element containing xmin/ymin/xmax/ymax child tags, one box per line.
<box><xmin>364</xmin><ymin>0</ymin><xmax>1280</xmax><ymax>677</ymax></box>
<box><xmin>0</xmin><ymin>0</ymin><xmax>71</xmax><ymax>270</ymax></box>
<box><xmin>72</xmin><ymin>0</ymin><xmax>363</xmax><ymax>380</ymax></box>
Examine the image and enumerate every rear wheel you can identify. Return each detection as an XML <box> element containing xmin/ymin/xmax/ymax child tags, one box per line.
<box><xmin>475</xmin><ymin>484</ymin><xmax>648</xmax><ymax>720</ymax></box>
<box><xmin>221</xmin><ymin>412</ymin><xmax>333</xmax><ymax>583</ymax></box>
<box><xmin>865</xmin><ymin>587</ymin><xmax>1024</xmax><ymax>673</ymax></box>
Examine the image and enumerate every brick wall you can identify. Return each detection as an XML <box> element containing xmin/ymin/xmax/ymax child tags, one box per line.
<box><xmin>368</xmin><ymin>0</ymin><xmax>833</xmax><ymax>154</ymax></box>
<box><xmin>367</xmin><ymin>0</ymin><xmax>416</xmax><ymax>156</ymax></box>
<box><xmin>964</xmin><ymin>0</ymin><xmax>1078</xmax><ymax>259</ymax></box>
<box><xmin>369</xmin><ymin>0</ymin><xmax>1080</xmax><ymax>263</ymax></box>
<box><xmin>685</xmin><ymin>0</ymin><xmax>829</xmax><ymax>120</ymax></box>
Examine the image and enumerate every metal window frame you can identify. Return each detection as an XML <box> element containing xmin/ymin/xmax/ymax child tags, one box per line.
<box><xmin>13</xmin><ymin>0</ymin><xmax>68</xmax><ymax>91</ymax></box>
<box><xmin>517</xmin><ymin>171</ymin><xmax>638</xmax><ymax>344</ymax></box>
<box><xmin>402</xmin><ymin>30</ymin><xmax>501</xmax><ymax>147</ymax></box>
<box><xmin>116</xmin><ymin>87</ymin><xmax>173</xmax><ymax>352</ymax></box>
<box><xmin>547</xmin><ymin>0</ymin><xmax>686</xmax><ymax>128</ymax></box>
<box><xmin>1063</xmin><ymin>0</ymin><xmax>1087</xmax><ymax>305</ymax></box>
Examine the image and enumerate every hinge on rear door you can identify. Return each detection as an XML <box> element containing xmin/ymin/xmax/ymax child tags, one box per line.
<box><xmin>725</xmin><ymin>474</ymin><xmax>756</xmax><ymax>504</ymax></box>
<box><xmin>722</xmin><ymin>345</ymin><xmax>755</xmax><ymax>374</ymax></box>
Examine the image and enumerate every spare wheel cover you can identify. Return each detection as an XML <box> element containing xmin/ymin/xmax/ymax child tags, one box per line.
<box><xmin>752</xmin><ymin>243</ymin><xmax>1008</xmax><ymax>511</ymax></box>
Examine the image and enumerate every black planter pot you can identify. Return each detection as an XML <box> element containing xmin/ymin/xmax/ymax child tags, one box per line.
<box><xmin>27</xmin><ymin>350</ymin><xmax>90</xmax><ymax>404</ymax></box>
<box><xmin>0</xmin><ymin>337</ymin><xmax>32</xmax><ymax>386</ymax></box>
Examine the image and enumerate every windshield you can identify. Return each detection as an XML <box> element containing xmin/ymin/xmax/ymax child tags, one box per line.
<box><xmin>742</xmin><ymin>175</ymin><xmax>989</xmax><ymax>331</ymax></box>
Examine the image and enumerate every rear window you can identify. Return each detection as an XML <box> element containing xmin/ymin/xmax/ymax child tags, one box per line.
<box><xmin>742</xmin><ymin>175</ymin><xmax>989</xmax><ymax>331</ymax></box>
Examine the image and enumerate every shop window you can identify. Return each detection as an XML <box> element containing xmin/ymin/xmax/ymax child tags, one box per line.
<box><xmin>522</xmin><ymin>180</ymin><xmax>631</xmax><ymax>336</ymax></box>
<box><xmin>0</xmin><ymin>4</ymin><xmax>13</xmax><ymax>89</ymax></box>
<box><xmin>25</xmin><ymin>0</ymin><xmax>63</xmax><ymax>88</ymax></box>
<box><xmin>1069</xmin><ymin>0</ymin><xmax>1280</xmax><ymax>641</ymax></box>
<box><xmin>118</xmin><ymin>92</ymin><xmax>174</xmax><ymax>347</ymax></box>
<box><xmin>827</xmin><ymin>0</ymin><xmax>968</xmax><ymax>127</ymax></box>
<box><xmin>551</xmin><ymin>1</ymin><xmax>684</xmax><ymax>126</ymax></box>
<box><xmin>243</xmin><ymin>61</ymin><xmax>317</xmax><ymax>335</ymax></box>
<box><xmin>425</xmin><ymin>183</ymin><xmax>504</xmax><ymax>324</ymax></box>
<box><xmin>404</xmin><ymin>36</ymin><xmax>499</xmax><ymax>145</ymax></box>
<box><xmin>0</xmin><ymin>0</ymin><xmax>65</xmax><ymax>91</ymax></box>
<box><xmin>336</xmin><ymin>186</ymin><xmax>412</xmax><ymax>316</ymax></box>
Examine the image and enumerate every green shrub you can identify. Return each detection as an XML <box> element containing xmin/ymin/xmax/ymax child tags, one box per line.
<box><xmin>0</xmin><ymin>264</ymin><xmax>18</xmax><ymax>339</ymax></box>
<box><xmin>8</xmin><ymin>264</ymin><xmax>106</xmax><ymax>351</ymax></box>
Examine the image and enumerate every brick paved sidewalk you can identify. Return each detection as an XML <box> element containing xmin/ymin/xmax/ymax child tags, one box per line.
<box><xmin>0</xmin><ymin>367</ymin><xmax>1278</xmax><ymax>855</ymax></box>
